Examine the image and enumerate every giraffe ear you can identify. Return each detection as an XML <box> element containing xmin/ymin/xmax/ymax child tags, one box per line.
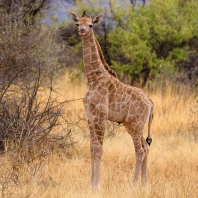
<box><xmin>70</xmin><ymin>12</ymin><xmax>79</xmax><ymax>23</ymax></box>
<box><xmin>92</xmin><ymin>15</ymin><xmax>103</xmax><ymax>26</ymax></box>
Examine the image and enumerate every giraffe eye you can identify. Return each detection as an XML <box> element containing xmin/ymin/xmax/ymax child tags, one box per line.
<box><xmin>89</xmin><ymin>25</ymin><xmax>93</xmax><ymax>28</ymax></box>
<box><xmin>76</xmin><ymin>24</ymin><xmax>79</xmax><ymax>27</ymax></box>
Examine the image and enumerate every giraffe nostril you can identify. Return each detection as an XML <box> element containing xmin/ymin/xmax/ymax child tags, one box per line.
<box><xmin>80</xmin><ymin>29</ymin><xmax>85</xmax><ymax>34</ymax></box>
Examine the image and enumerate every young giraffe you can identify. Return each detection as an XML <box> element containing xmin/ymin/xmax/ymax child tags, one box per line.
<box><xmin>70</xmin><ymin>12</ymin><xmax>154</xmax><ymax>188</ymax></box>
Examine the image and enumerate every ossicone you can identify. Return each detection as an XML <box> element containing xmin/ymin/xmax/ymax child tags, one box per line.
<box><xmin>82</xmin><ymin>11</ymin><xmax>91</xmax><ymax>18</ymax></box>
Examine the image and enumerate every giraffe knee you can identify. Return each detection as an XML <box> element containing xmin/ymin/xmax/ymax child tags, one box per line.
<box><xmin>90</xmin><ymin>144</ymin><xmax>103</xmax><ymax>159</ymax></box>
<box><xmin>136</xmin><ymin>149</ymin><xmax>146</xmax><ymax>162</ymax></box>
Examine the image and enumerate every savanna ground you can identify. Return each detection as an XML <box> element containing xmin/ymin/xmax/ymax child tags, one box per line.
<box><xmin>0</xmin><ymin>73</ymin><xmax>198</xmax><ymax>198</ymax></box>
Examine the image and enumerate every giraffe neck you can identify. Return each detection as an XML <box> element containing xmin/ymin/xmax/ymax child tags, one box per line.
<box><xmin>81</xmin><ymin>30</ymin><xmax>108</xmax><ymax>84</ymax></box>
<box><xmin>94</xmin><ymin>37</ymin><xmax>117</xmax><ymax>78</ymax></box>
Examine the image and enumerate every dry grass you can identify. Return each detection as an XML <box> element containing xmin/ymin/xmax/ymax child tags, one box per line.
<box><xmin>0</xmin><ymin>73</ymin><xmax>197</xmax><ymax>198</ymax></box>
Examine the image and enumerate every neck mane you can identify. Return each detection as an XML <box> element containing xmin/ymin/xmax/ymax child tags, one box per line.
<box><xmin>94</xmin><ymin>37</ymin><xmax>117</xmax><ymax>78</ymax></box>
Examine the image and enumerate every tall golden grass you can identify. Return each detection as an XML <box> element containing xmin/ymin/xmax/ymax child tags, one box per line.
<box><xmin>0</xmin><ymin>73</ymin><xmax>197</xmax><ymax>197</ymax></box>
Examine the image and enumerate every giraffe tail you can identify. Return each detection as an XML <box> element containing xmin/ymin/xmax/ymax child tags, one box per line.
<box><xmin>146</xmin><ymin>105</ymin><xmax>154</xmax><ymax>146</ymax></box>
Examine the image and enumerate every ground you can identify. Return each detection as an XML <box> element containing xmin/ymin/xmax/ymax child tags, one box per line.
<box><xmin>0</xmin><ymin>73</ymin><xmax>197</xmax><ymax>198</ymax></box>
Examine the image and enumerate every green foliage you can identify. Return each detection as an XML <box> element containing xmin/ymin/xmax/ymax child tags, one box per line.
<box><xmin>71</xmin><ymin>0</ymin><xmax>105</xmax><ymax>16</ymax></box>
<box><xmin>108</xmin><ymin>0</ymin><xmax>198</xmax><ymax>83</ymax></box>
<box><xmin>67</xmin><ymin>0</ymin><xmax>198</xmax><ymax>84</ymax></box>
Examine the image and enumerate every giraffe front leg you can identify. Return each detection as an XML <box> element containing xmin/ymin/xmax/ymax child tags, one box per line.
<box><xmin>83</xmin><ymin>95</ymin><xmax>107</xmax><ymax>189</ymax></box>
<box><xmin>89</xmin><ymin>118</ymin><xmax>105</xmax><ymax>189</ymax></box>
<box><xmin>90</xmin><ymin>141</ymin><xmax>103</xmax><ymax>188</ymax></box>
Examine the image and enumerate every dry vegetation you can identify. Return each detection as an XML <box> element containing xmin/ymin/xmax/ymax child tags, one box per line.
<box><xmin>0</xmin><ymin>73</ymin><xmax>197</xmax><ymax>198</ymax></box>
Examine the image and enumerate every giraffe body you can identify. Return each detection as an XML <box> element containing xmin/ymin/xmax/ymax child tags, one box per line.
<box><xmin>70</xmin><ymin>12</ymin><xmax>154</xmax><ymax>188</ymax></box>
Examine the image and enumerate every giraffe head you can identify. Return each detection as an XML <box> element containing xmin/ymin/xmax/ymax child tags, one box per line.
<box><xmin>70</xmin><ymin>11</ymin><xmax>103</xmax><ymax>36</ymax></box>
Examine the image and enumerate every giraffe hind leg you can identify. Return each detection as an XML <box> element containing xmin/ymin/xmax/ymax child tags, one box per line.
<box><xmin>123</xmin><ymin>123</ymin><xmax>147</xmax><ymax>187</ymax></box>
<box><xmin>141</xmin><ymin>137</ymin><xmax>149</xmax><ymax>187</ymax></box>
<box><xmin>132</xmin><ymin>137</ymin><xmax>146</xmax><ymax>186</ymax></box>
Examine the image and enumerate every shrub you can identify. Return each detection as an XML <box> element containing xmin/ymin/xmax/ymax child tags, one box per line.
<box><xmin>67</xmin><ymin>0</ymin><xmax>198</xmax><ymax>86</ymax></box>
<box><xmin>108</xmin><ymin>0</ymin><xmax>198</xmax><ymax>85</ymax></box>
<box><xmin>0</xmin><ymin>13</ymin><xmax>72</xmax><ymax>161</ymax></box>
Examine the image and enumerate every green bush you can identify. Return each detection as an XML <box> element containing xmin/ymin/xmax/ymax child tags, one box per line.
<box><xmin>108</xmin><ymin>0</ymin><xmax>198</xmax><ymax>84</ymax></box>
<box><xmin>68</xmin><ymin>0</ymin><xmax>198</xmax><ymax>85</ymax></box>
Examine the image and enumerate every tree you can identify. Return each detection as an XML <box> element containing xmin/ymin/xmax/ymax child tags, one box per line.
<box><xmin>1</xmin><ymin>0</ymin><xmax>48</xmax><ymax>22</ymax></box>
<box><xmin>107</xmin><ymin>0</ymin><xmax>198</xmax><ymax>85</ymax></box>
<box><xmin>54</xmin><ymin>0</ymin><xmax>198</xmax><ymax>86</ymax></box>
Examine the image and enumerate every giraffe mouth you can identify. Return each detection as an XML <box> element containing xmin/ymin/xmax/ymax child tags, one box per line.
<box><xmin>79</xmin><ymin>31</ymin><xmax>87</xmax><ymax>36</ymax></box>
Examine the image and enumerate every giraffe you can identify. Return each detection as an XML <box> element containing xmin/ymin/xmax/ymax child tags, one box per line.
<box><xmin>70</xmin><ymin>11</ymin><xmax>154</xmax><ymax>189</ymax></box>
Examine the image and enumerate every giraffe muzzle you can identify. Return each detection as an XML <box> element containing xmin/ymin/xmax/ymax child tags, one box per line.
<box><xmin>79</xmin><ymin>29</ymin><xmax>86</xmax><ymax>34</ymax></box>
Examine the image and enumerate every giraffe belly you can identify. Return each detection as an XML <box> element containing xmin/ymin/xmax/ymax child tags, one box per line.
<box><xmin>107</xmin><ymin>104</ymin><xmax>127</xmax><ymax>122</ymax></box>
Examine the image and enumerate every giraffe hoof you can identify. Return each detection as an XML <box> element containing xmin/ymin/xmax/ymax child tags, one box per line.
<box><xmin>146</xmin><ymin>137</ymin><xmax>152</xmax><ymax>146</ymax></box>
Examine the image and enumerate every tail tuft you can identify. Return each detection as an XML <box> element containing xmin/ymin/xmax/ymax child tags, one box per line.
<box><xmin>146</xmin><ymin>137</ymin><xmax>152</xmax><ymax>146</ymax></box>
